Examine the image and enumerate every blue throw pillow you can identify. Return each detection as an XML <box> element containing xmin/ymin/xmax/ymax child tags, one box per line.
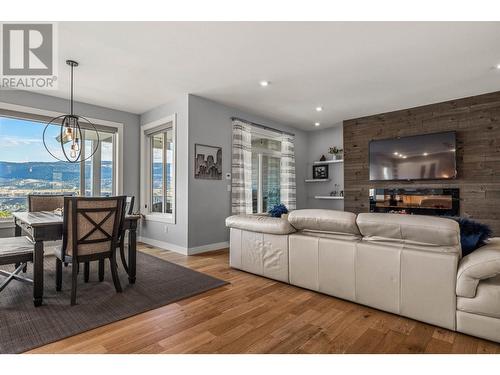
<box><xmin>460</xmin><ymin>233</ymin><xmax>482</xmax><ymax>255</ymax></box>
<box><xmin>268</xmin><ymin>204</ymin><xmax>289</xmax><ymax>218</ymax></box>
<box><xmin>447</xmin><ymin>217</ymin><xmax>492</xmax><ymax>257</ymax></box>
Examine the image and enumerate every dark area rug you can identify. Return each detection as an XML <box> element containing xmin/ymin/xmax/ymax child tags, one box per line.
<box><xmin>0</xmin><ymin>251</ymin><xmax>228</xmax><ymax>354</ymax></box>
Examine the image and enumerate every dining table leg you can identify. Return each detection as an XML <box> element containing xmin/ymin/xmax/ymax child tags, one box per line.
<box><xmin>128</xmin><ymin>226</ymin><xmax>137</xmax><ymax>284</ymax></box>
<box><xmin>14</xmin><ymin>221</ymin><xmax>21</xmax><ymax>237</ymax></box>
<box><xmin>33</xmin><ymin>240</ymin><xmax>44</xmax><ymax>307</ymax></box>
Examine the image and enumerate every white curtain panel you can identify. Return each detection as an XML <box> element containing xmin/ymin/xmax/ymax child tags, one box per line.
<box><xmin>280</xmin><ymin>134</ymin><xmax>296</xmax><ymax>210</ymax></box>
<box><xmin>231</xmin><ymin>120</ymin><xmax>253</xmax><ymax>214</ymax></box>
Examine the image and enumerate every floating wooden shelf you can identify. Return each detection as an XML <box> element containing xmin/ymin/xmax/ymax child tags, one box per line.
<box><xmin>314</xmin><ymin>196</ymin><xmax>344</xmax><ymax>200</ymax></box>
<box><xmin>305</xmin><ymin>179</ymin><xmax>331</xmax><ymax>183</ymax></box>
<box><xmin>313</xmin><ymin>159</ymin><xmax>344</xmax><ymax>165</ymax></box>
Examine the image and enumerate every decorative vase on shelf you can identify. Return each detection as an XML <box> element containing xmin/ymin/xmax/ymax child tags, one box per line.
<box><xmin>328</xmin><ymin>146</ymin><xmax>343</xmax><ymax>161</ymax></box>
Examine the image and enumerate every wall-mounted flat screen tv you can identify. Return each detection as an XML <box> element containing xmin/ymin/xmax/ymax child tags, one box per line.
<box><xmin>369</xmin><ymin>131</ymin><xmax>457</xmax><ymax>181</ymax></box>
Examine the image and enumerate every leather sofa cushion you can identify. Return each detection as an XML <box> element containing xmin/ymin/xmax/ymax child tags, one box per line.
<box><xmin>457</xmin><ymin>274</ymin><xmax>500</xmax><ymax>319</ymax></box>
<box><xmin>456</xmin><ymin>238</ymin><xmax>500</xmax><ymax>298</ymax></box>
<box><xmin>300</xmin><ymin>229</ymin><xmax>361</xmax><ymax>242</ymax></box>
<box><xmin>356</xmin><ymin>213</ymin><xmax>460</xmax><ymax>248</ymax></box>
<box><xmin>225</xmin><ymin>214</ymin><xmax>296</xmax><ymax>235</ymax></box>
<box><xmin>287</xmin><ymin>209</ymin><xmax>360</xmax><ymax>236</ymax></box>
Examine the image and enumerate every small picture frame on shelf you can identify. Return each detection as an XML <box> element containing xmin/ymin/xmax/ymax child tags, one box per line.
<box><xmin>312</xmin><ymin>164</ymin><xmax>328</xmax><ymax>179</ymax></box>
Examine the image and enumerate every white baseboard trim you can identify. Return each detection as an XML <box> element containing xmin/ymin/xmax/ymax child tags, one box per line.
<box><xmin>188</xmin><ymin>241</ymin><xmax>229</xmax><ymax>255</ymax></box>
<box><xmin>138</xmin><ymin>236</ymin><xmax>228</xmax><ymax>256</ymax></box>
<box><xmin>138</xmin><ymin>236</ymin><xmax>188</xmax><ymax>255</ymax></box>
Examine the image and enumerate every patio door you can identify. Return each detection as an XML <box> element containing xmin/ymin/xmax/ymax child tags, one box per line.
<box><xmin>251</xmin><ymin>136</ymin><xmax>282</xmax><ymax>214</ymax></box>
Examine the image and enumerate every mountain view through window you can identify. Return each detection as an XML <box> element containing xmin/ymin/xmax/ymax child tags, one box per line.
<box><xmin>0</xmin><ymin>116</ymin><xmax>114</xmax><ymax>218</ymax></box>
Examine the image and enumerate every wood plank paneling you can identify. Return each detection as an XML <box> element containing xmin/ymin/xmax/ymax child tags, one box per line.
<box><xmin>343</xmin><ymin>90</ymin><xmax>500</xmax><ymax>234</ymax></box>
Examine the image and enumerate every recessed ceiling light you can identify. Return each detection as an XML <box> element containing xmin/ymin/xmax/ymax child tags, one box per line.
<box><xmin>314</xmin><ymin>122</ymin><xmax>320</xmax><ymax>127</ymax></box>
<box><xmin>315</xmin><ymin>106</ymin><xmax>323</xmax><ymax>112</ymax></box>
<box><xmin>393</xmin><ymin>152</ymin><xmax>399</xmax><ymax>156</ymax></box>
<box><xmin>496</xmin><ymin>64</ymin><xmax>500</xmax><ymax>70</ymax></box>
<box><xmin>259</xmin><ymin>80</ymin><xmax>270</xmax><ymax>87</ymax></box>
<box><xmin>402</xmin><ymin>156</ymin><xmax>407</xmax><ymax>159</ymax></box>
<box><xmin>423</xmin><ymin>152</ymin><xmax>428</xmax><ymax>156</ymax></box>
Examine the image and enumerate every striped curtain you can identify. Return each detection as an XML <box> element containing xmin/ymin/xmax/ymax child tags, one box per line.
<box><xmin>280</xmin><ymin>135</ymin><xmax>296</xmax><ymax>210</ymax></box>
<box><xmin>231</xmin><ymin>120</ymin><xmax>253</xmax><ymax>214</ymax></box>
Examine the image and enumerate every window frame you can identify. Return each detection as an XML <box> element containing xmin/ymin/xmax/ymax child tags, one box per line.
<box><xmin>140</xmin><ymin>113</ymin><xmax>176</xmax><ymax>224</ymax></box>
<box><xmin>81</xmin><ymin>129</ymin><xmax>118</xmax><ymax>197</ymax></box>
<box><xmin>0</xmin><ymin>102</ymin><xmax>124</xmax><ymax>224</ymax></box>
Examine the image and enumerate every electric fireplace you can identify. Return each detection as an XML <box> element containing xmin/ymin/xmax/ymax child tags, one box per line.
<box><xmin>369</xmin><ymin>188</ymin><xmax>460</xmax><ymax>216</ymax></box>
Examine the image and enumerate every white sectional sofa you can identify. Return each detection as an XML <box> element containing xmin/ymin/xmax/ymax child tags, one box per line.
<box><xmin>225</xmin><ymin>209</ymin><xmax>500</xmax><ymax>343</ymax></box>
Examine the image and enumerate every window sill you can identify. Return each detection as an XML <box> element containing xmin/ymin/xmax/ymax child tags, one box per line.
<box><xmin>143</xmin><ymin>213</ymin><xmax>175</xmax><ymax>224</ymax></box>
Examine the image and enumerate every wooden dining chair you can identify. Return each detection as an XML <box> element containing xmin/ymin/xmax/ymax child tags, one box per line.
<box><xmin>97</xmin><ymin>196</ymin><xmax>135</xmax><ymax>282</ymax></box>
<box><xmin>55</xmin><ymin>196</ymin><xmax>126</xmax><ymax>305</ymax></box>
<box><xmin>28</xmin><ymin>193</ymin><xmax>73</xmax><ymax>268</ymax></box>
<box><xmin>28</xmin><ymin>194</ymin><xmax>66</xmax><ymax>212</ymax></box>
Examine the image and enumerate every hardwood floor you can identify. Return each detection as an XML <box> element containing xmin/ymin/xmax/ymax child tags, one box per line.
<box><xmin>28</xmin><ymin>243</ymin><xmax>500</xmax><ymax>354</ymax></box>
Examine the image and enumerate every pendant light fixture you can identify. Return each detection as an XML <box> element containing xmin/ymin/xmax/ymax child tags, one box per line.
<box><xmin>43</xmin><ymin>60</ymin><xmax>100</xmax><ymax>163</ymax></box>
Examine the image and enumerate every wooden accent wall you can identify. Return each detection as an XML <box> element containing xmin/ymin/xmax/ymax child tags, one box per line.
<box><xmin>343</xmin><ymin>91</ymin><xmax>500</xmax><ymax>234</ymax></box>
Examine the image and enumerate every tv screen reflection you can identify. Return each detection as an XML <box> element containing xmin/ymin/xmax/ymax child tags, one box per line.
<box><xmin>369</xmin><ymin>132</ymin><xmax>457</xmax><ymax>181</ymax></box>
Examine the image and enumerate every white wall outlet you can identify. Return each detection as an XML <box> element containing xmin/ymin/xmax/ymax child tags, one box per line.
<box><xmin>163</xmin><ymin>225</ymin><xmax>168</xmax><ymax>233</ymax></box>
<box><xmin>227</xmin><ymin>185</ymin><xmax>231</xmax><ymax>192</ymax></box>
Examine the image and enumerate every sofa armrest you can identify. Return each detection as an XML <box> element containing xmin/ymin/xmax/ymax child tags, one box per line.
<box><xmin>457</xmin><ymin>238</ymin><xmax>500</xmax><ymax>298</ymax></box>
<box><xmin>225</xmin><ymin>214</ymin><xmax>296</xmax><ymax>235</ymax></box>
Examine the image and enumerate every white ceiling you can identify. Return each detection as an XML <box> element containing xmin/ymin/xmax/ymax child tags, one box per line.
<box><xmin>31</xmin><ymin>22</ymin><xmax>500</xmax><ymax>130</ymax></box>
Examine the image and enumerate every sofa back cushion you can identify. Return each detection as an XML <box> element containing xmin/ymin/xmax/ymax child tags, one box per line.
<box><xmin>225</xmin><ymin>214</ymin><xmax>296</xmax><ymax>235</ymax></box>
<box><xmin>356</xmin><ymin>213</ymin><xmax>460</xmax><ymax>248</ymax></box>
<box><xmin>288</xmin><ymin>209</ymin><xmax>360</xmax><ymax>237</ymax></box>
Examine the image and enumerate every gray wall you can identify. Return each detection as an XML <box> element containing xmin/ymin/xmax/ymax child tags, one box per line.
<box><xmin>0</xmin><ymin>90</ymin><xmax>341</xmax><ymax>251</ymax></box>
<box><xmin>187</xmin><ymin>95</ymin><xmax>308</xmax><ymax>248</ymax></box>
<box><xmin>139</xmin><ymin>95</ymin><xmax>190</xmax><ymax>249</ymax></box>
<box><xmin>0</xmin><ymin>90</ymin><xmax>141</xmax><ymax>199</ymax></box>
<box><xmin>305</xmin><ymin>125</ymin><xmax>344</xmax><ymax>210</ymax></box>
<box><xmin>138</xmin><ymin>94</ymin><xmax>308</xmax><ymax>251</ymax></box>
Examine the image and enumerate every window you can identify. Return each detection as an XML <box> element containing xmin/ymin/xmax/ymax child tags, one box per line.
<box><xmin>0</xmin><ymin>113</ymin><xmax>118</xmax><ymax>219</ymax></box>
<box><xmin>141</xmin><ymin>115</ymin><xmax>175</xmax><ymax>223</ymax></box>
<box><xmin>150</xmin><ymin>129</ymin><xmax>173</xmax><ymax>214</ymax></box>
<box><xmin>251</xmin><ymin>135</ymin><xmax>282</xmax><ymax>213</ymax></box>
<box><xmin>83</xmin><ymin>129</ymin><xmax>116</xmax><ymax>196</ymax></box>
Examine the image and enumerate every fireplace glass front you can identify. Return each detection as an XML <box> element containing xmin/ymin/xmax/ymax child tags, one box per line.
<box><xmin>369</xmin><ymin>188</ymin><xmax>459</xmax><ymax>216</ymax></box>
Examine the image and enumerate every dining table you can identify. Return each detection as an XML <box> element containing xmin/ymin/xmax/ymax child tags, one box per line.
<box><xmin>12</xmin><ymin>211</ymin><xmax>141</xmax><ymax>307</ymax></box>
